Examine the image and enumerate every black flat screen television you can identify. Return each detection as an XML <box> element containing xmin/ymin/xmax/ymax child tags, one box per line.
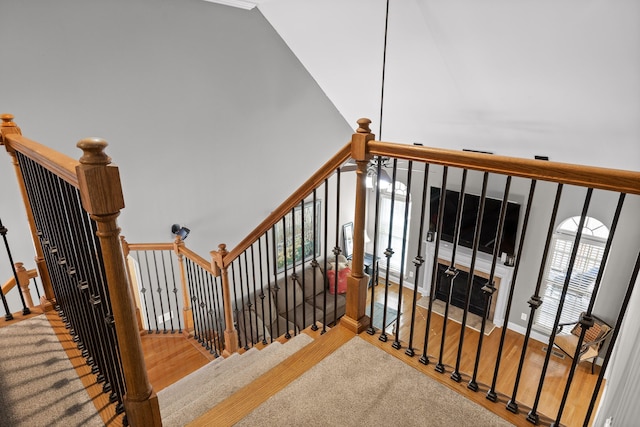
<box><xmin>429</xmin><ymin>187</ymin><xmax>520</xmax><ymax>257</ymax></box>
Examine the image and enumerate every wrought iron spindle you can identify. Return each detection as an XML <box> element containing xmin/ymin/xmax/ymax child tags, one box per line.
<box><xmin>311</xmin><ymin>189</ymin><xmax>319</xmax><ymax>331</ymax></box>
<box><xmin>322</xmin><ymin>179</ymin><xmax>329</xmax><ymax>334</ymax></box>
<box><xmin>242</xmin><ymin>251</ymin><xmax>255</xmax><ymax>346</ymax></box>
<box><xmin>507</xmin><ymin>183</ymin><xmax>562</xmax><ymax>414</ymax></box>
<box><xmin>134</xmin><ymin>252</ymin><xmax>153</xmax><ymax>333</ymax></box>
<box><xmin>487</xmin><ymin>179</ymin><xmax>536</xmax><ymax>402</ymax></box>
<box><xmin>0</xmin><ymin>217</ymin><xmax>30</xmax><ymax>315</ymax></box>
<box><xmin>291</xmin><ymin>207</ymin><xmax>298</xmax><ymax>335</ymax></box>
<box><xmin>527</xmin><ymin>188</ymin><xmax>594</xmax><ymax>424</ymax></box>
<box><xmin>551</xmin><ymin>193</ymin><xmax>624</xmax><ymax>427</ymax></box>
<box><xmin>367</xmin><ymin>157</ymin><xmax>384</xmax><ymax>336</ymax></box>
<box><xmin>405</xmin><ymin>163</ymin><xmax>430</xmax><ymax>357</ymax></box>
<box><xmin>166</xmin><ymin>250</ymin><xmax>183</xmax><ymax>333</ymax></box>
<box><xmin>451</xmin><ymin>172</ymin><xmax>488</xmax><ymax>382</ymax></box>
<box><xmin>435</xmin><ymin>169</ymin><xmax>468</xmax><ymax>373</ymax></box>
<box><xmin>270</xmin><ymin>226</ymin><xmax>282</xmax><ymax>338</ymax></box>
<box><xmin>143</xmin><ymin>252</ymin><xmax>159</xmax><ymax>333</ymax></box>
<box><xmin>151</xmin><ymin>251</ymin><xmax>167</xmax><ymax>334</ymax></box>
<box><xmin>333</xmin><ymin>169</ymin><xmax>341</xmax><ymax>327</ymax></box>
<box><xmin>420</xmin><ymin>166</ymin><xmax>448</xmax><ymax>365</ymax></box>
<box><xmin>393</xmin><ymin>160</ymin><xmax>412</xmax><ymax>349</ymax></box>
<box><xmin>299</xmin><ymin>199</ymin><xmax>307</xmax><ymax>329</ymax></box>
<box><xmin>469</xmin><ymin>176</ymin><xmax>511</xmax><ymax>391</ymax></box>
<box><xmin>281</xmin><ymin>214</ymin><xmax>292</xmax><ymax>339</ymax></box>
<box><xmin>380</xmin><ymin>159</ymin><xmax>398</xmax><ymax>342</ymax></box>
<box><xmin>254</xmin><ymin>242</ymin><xmax>268</xmax><ymax>345</ymax></box>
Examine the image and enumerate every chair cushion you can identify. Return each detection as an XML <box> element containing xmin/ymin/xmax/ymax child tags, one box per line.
<box><xmin>555</xmin><ymin>334</ymin><xmax>599</xmax><ymax>362</ymax></box>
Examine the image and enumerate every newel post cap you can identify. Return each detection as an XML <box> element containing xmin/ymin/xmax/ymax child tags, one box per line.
<box><xmin>76</xmin><ymin>137</ymin><xmax>124</xmax><ymax>215</ymax></box>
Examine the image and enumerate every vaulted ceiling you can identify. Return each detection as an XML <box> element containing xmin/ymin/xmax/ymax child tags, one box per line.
<box><xmin>209</xmin><ymin>0</ymin><xmax>640</xmax><ymax>170</ymax></box>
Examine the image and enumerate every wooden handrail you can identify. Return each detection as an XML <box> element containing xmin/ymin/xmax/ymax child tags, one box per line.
<box><xmin>1</xmin><ymin>267</ymin><xmax>37</xmax><ymax>295</ymax></box>
<box><xmin>369</xmin><ymin>141</ymin><xmax>640</xmax><ymax>195</ymax></box>
<box><xmin>2</xmin><ymin>133</ymin><xmax>79</xmax><ymax>187</ymax></box>
<box><xmin>126</xmin><ymin>243</ymin><xmax>174</xmax><ymax>251</ymax></box>
<box><xmin>223</xmin><ymin>142</ymin><xmax>352</xmax><ymax>266</ymax></box>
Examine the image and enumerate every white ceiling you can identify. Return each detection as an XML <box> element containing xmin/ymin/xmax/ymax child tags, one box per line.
<box><xmin>213</xmin><ymin>0</ymin><xmax>640</xmax><ymax>171</ymax></box>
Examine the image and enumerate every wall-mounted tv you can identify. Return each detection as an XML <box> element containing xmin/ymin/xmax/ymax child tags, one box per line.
<box><xmin>429</xmin><ymin>187</ymin><xmax>520</xmax><ymax>257</ymax></box>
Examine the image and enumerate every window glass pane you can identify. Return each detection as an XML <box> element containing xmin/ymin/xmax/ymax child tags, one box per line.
<box><xmin>534</xmin><ymin>216</ymin><xmax>608</xmax><ymax>332</ymax></box>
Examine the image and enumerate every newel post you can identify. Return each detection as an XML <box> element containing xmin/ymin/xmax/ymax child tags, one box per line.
<box><xmin>15</xmin><ymin>262</ymin><xmax>34</xmax><ymax>308</ymax></box>
<box><xmin>211</xmin><ymin>244</ymin><xmax>239</xmax><ymax>357</ymax></box>
<box><xmin>174</xmin><ymin>235</ymin><xmax>194</xmax><ymax>337</ymax></box>
<box><xmin>1</xmin><ymin>114</ymin><xmax>55</xmax><ymax>311</ymax></box>
<box><xmin>342</xmin><ymin>118</ymin><xmax>374</xmax><ymax>333</ymax></box>
<box><xmin>76</xmin><ymin>138</ymin><xmax>161</xmax><ymax>427</ymax></box>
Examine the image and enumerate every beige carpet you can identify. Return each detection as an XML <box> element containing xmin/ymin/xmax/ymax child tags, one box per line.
<box><xmin>0</xmin><ymin>315</ymin><xmax>102</xmax><ymax>427</ymax></box>
<box><xmin>417</xmin><ymin>296</ymin><xmax>496</xmax><ymax>336</ymax></box>
<box><xmin>236</xmin><ymin>336</ymin><xmax>513</xmax><ymax>426</ymax></box>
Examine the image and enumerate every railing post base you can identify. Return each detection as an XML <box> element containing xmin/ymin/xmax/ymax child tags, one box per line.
<box><xmin>123</xmin><ymin>391</ymin><xmax>162</xmax><ymax>427</ymax></box>
<box><xmin>222</xmin><ymin>329</ymin><xmax>239</xmax><ymax>358</ymax></box>
<box><xmin>342</xmin><ymin>275</ymin><xmax>371</xmax><ymax>334</ymax></box>
<box><xmin>38</xmin><ymin>295</ymin><xmax>55</xmax><ymax>312</ymax></box>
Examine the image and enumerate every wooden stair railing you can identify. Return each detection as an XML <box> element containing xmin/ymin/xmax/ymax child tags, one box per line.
<box><xmin>1</xmin><ymin>114</ymin><xmax>161</xmax><ymax>427</ymax></box>
<box><xmin>1</xmin><ymin>262</ymin><xmax>39</xmax><ymax>308</ymax></box>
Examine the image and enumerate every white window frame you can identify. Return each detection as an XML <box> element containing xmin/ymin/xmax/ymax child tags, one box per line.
<box><xmin>377</xmin><ymin>182</ymin><xmax>410</xmax><ymax>274</ymax></box>
<box><xmin>534</xmin><ymin>216</ymin><xmax>608</xmax><ymax>333</ymax></box>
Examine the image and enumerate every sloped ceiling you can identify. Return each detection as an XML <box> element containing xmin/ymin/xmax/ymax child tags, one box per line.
<box><xmin>255</xmin><ymin>0</ymin><xmax>639</xmax><ymax>170</ymax></box>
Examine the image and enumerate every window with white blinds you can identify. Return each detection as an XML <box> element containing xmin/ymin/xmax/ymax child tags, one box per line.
<box><xmin>534</xmin><ymin>217</ymin><xmax>608</xmax><ymax>332</ymax></box>
<box><xmin>377</xmin><ymin>183</ymin><xmax>410</xmax><ymax>273</ymax></box>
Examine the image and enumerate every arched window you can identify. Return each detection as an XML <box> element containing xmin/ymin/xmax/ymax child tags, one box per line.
<box><xmin>534</xmin><ymin>216</ymin><xmax>609</xmax><ymax>332</ymax></box>
<box><xmin>377</xmin><ymin>182</ymin><xmax>411</xmax><ymax>273</ymax></box>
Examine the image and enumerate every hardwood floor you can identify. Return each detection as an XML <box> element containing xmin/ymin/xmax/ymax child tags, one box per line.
<box><xmin>364</xmin><ymin>281</ymin><xmax>602</xmax><ymax>427</ymax></box>
<box><xmin>17</xmin><ymin>280</ymin><xmax>600</xmax><ymax>426</ymax></box>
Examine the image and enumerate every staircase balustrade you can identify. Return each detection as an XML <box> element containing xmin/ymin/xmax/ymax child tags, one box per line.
<box><xmin>2</xmin><ymin>112</ymin><xmax>639</xmax><ymax>426</ymax></box>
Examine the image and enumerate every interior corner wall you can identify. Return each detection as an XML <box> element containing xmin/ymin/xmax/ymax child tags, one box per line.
<box><xmin>0</xmin><ymin>0</ymin><xmax>353</xmax><ymax>304</ymax></box>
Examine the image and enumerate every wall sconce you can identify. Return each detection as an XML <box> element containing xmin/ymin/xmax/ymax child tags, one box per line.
<box><xmin>171</xmin><ymin>224</ymin><xmax>190</xmax><ymax>240</ymax></box>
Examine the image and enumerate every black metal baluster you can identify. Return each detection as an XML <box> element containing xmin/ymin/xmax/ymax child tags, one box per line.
<box><xmin>159</xmin><ymin>251</ymin><xmax>175</xmax><ymax>333</ymax></box>
<box><xmin>333</xmin><ymin>169</ymin><xmax>341</xmax><ymax>326</ymax></box>
<box><xmin>135</xmin><ymin>252</ymin><xmax>153</xmax><ymax>333</ymax></box>
<box><xmin>300</xmin><ymin>199</ymin><xmax>307</xmax><ymax>329</ymax></box>
<box><xmin>551</xmin><ymin>193</ymin><xmax>625</xmax><ymax>427</ymax></box>
<box><xmin>393</xmin><ymin>160</ymin><xmax>412</xmax><ymax>349</ymax></box>
<box><xmin>242</xmin><ymin>251</ymin><xmax>255</xmax><ymax>346</ymax></box>
<box><xmin>143</xmin><ymin>251</ymin><xmax>159</xmax><ymax>333</ymax></box>
<box><xmin>281</xmin><ymin>214</ymin><xmax>292</xmax><ymax>339</ymax></box>
<box><xmin>487</xmin><ymin>179</ymin><xmax>535</xmax><ymax>402</ymax></box>
<box><xmin>311</xmin><ymin>190</ymin><xmax>319</xmax><ymax>331</ymax></box>
<box><xmin>435</xmin><ymin>169</ymin><xmax>468</xmax><ymax>373</ymax></box>
<box><xmin>270</xmin><ymin>226</ymin><xmax>281</xmax><ymax>338</ymax></box>
<box><xmin>380</xmin><ymin>159</ymin><xmax>399</xmax><ymax>343</ymax></box>
<box><xmin>255</xmin><ymin>241</ymin><xmax>268</xmax><ymax>345</ymax></box>
<box><xmin>420</xmin><ymin>166</ymin><xmax>448</xmax><ymax>366</ymax></box>
<box><xmin>0</xmin><ymin>217</ymin><xmax>30</xmax><ymax>315</ymax></box>
<box><xmin>291</xmin><ymin>206</ymin><xmax>299</xmax><ymax>335</ymax></box>
<box><xmin>406</xmin><ymin>163</ymin><xmax>430</xmax><ymax>357</ymax></box>
<box><xmin>167</xmin><ymin>251</ymin><xmax>182</xmax><ymax>333</ymax></box>
<box><xmin>152</xmin><ymin>251</ymin><xmax>167</xmax><ymax>334</ymax></box>
<box><xmin>186</xmin><ymin>259</ymin><xmax>201</xmax><ymax>343</ymax></box>
<box><xmin>451</xmin><ymin>172</ymin><xmax>488</xmax><ymax>382</ymax></box>
<box><xmin>211</xmin><ymin>274</ymin><xmax>224</xmax><ymax>356</ymax></box>
<box><xmin>322</xmin><ymin>179</ymin><xmax>329</xmax><ymax>334</ymax></box>
<box><xmin>469</xmin><ymin>176</ymin><xmax>511</xmax><ymax>391</ymax></box>
<box><xmin>367</xmin><ymin>157</ymin><xmax>384</xmax><ymax>336</ymax></box>
<box><xmin>583</xmin><ymin>250</ymin><xmax>639</xmax><ymax>426</ymax></box>
<box><xmin>527</xmin><ymin>188</ymin><xmax>594</xmax><ymax>424</ymax></box>
<box><xmin>507</xmin><ymin>183</ymin><xmax>562</xmax><ymax>414</ymax></box>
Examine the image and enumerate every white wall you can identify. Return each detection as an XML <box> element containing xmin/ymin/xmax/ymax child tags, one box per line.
<box><xmin>260</xmin><ymin>0</ymin><xmax>640</xmax><ymax>171</ymax></box>
<box><xmin>0</xmin><ymin>0</ymin><xmax>353</xmax><ymax>311</ymax></box>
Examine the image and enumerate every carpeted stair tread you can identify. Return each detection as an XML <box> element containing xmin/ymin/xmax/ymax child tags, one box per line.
<box><xmin>158</xmin><ymin>346</ymin><xmax>268</xmax><ymax>415</ymax></box>
<box><xmin>161</xmin><ymin>333</ymin><xmax>313</xmax><ymax>427</ymax></box>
